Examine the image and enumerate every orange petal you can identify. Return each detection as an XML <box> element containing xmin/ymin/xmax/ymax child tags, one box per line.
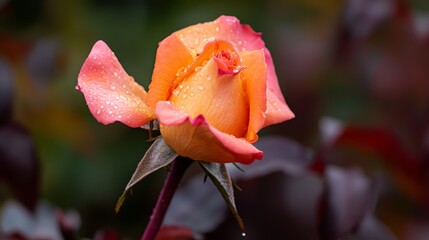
<box><xmin>77</xmin><ymin>40</ymin><xmax>154</xmax><ymax>128</ymax></box>
<box><xmin>156</xmin><ymin>101</ymin><xmax>263</xmax><ymax>164</ymax></box>
<box><xmin>147</xmin><ymin>34</ymin><xmax>194</xmax><ymax>109</ymax></box>
<box><xmin>168</xmin><ymin>58</ymin><xmax>248</xmax><ymax>138</ymax></box>
<box><xmin>263</xmin><ymin>49</ymin><xmax>295</xmax><ymax>126</ymax></box>
<box><xmin>240</xmin><ymin>50</ymin><xmax>267</xmax><ymax>142</ymax></box>
<box><xmin>175</xmin><ymin>15</ymin><xmax>265</xmax><ymax>53</ymax></box>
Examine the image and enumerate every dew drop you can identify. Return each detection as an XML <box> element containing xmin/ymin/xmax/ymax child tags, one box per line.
<box><xmin>110</xmin><ymin>85</ymin><xmax>116</xmax><ymax>90</ymax></box>
<box><xmin>182</xmin><ymin>94</ymin><xmax>187</xmax><ymax>99</ymax></box>
<box><xmin>198</xmin><ymin>85</ymin><xmax>204</xmax><ymax>90</ymax></box>
<box><xmin>195</xmin><ymin>66</ymin><xmax>203</xmax><ymax>72</ymax></box>
<box><xmin>215</xmin><ymin>26</ymin><xmax>219</xmax><ymax>32</ymax></box>
<box><xmin>118</xmin><ymin>115</ymin><xmax>122</xmax><ymax>119</ymax></box>
<box><xmin>241</xmin><ymin>232</ymin><xmax>246</xmax><ymax>237</ymax></box>
<box><xmin>179</xmin><ymin>85</ymin><xmax>184</xmax><ymax>89</ymax></box>
<box><xmin>96</xmin><ymin>108</ymin><xmax>101</xmax><ymax>115</ymax></box>
<box><xmin>108</xmin><ymin>110</ymin><xmax>112</xmax><ymax>114</ymax></box>
<box><xmin>100</xmin><ymin>105</ymin><xmax>104</xmax><ymax>109</ymax></box>
<box><xmin>75</xmin><ymin>85</ymin><xmax>81</xmax><ymax>90</ymax></box>
<box><xmin>207</xmin><ymin>74</ymin><xmax>212</xmax><ymax>80</ymax></box>
<box><xmin>114</xmin><ymin>72</ymin><xmax>118</xmax><ymax>77</ymax></box>
<box><xmin>172</xmin><ymin>89</ymin><xmax>180</xmax><ymax>96</ymax></box>
<box><xmin>106</xmin><ymin>101</ymin><xmax>111</xmax><ymax>105</ymax></box>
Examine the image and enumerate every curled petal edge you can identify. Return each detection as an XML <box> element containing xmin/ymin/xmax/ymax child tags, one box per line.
<box><xmin>156</xmin><ymin>101</ymin><xmax>263</xmax><ymax>165</ymax></box>
<box><xmin>77</xmin><ymin>40</ymin><xmax>154</xmax><ymax>128</ymax></box>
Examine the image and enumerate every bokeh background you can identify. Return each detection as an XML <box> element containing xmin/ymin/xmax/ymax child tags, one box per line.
<box><xmin>2</xmin><ymin>0</ymin><xmax>429</xmax><ymax>239</ymax></box>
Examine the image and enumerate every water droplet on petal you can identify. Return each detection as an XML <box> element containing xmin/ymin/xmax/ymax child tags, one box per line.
<box><xmin>241</xmin><ymin>232</ymin><xmax>246</xmax><ymax>237</ymax></box>
<box><xmin>96</xmin><ymin>108</ymin><xmax>101</xmax><ymax>115</ymax></box>
<box><xmin>106</xmin><ymin>101</ymin><xmax>111</xmax><ymax>105</ymax></box>
<box><xmin>172</xmin><ymin>89</ymin><xmax>180</xmax><ymax>96</ymax></box>
<box><xmin>182</xmin><ymin>94</ymin><xmax>187</xmax><ymax>99</ymax></box>
<box><xmin>114</xmin><ymin>72</ymin><xmax>118</xmax><ymax>77</ymax></box>
<box><xmin>207</xmin><ymin>74</ymin><xmax>212</xmax><ymax>80</ymax></box>
<box><xmin>75</xmin><ymin>85</ymin><xmax>81</xmax><ymax>90</ymax></box>
<box><xmin>195</xmin><ymin>66</ymin><xmax>203</xmax><ymax>72</ymax></box>
<box><xmin>110</xmin><ymin>85</ymin><xmax>116</xmax><ymax>90</ymax></box>
<box><xmin>198</xmin><ymin>85</ymin><xmax>204</xmax><ymax>90</ymax></box>
<box><xmin>108</xmin><ymin>110</ymin><xmax>112</xmax><ymax>114</ymax></box>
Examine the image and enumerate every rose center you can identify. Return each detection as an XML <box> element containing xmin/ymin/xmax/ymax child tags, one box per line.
<box><xmin>213</xmin><ymin>49</ymin><xmax>243</xmax><ymax>74</ymax></box>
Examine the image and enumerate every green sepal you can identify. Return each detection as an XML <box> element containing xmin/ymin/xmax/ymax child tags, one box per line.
<box><xmin>199</xmin><ymin>162</ymin><xmax>245</xmax><ymax>231</ymax></box>
<box><xmin>115</xmin><ymin>137</ymin><xmax>178</xmax><ymax>213</ymax></box>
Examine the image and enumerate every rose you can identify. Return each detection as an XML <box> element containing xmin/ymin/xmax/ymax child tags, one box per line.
<box><xmin>77</xmin><ymin>16</ymin><xmax>294</xmax><ymax>164</ymax></box>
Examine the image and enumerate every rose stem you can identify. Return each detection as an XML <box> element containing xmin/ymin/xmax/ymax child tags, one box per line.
<box><xmin>141</xmin><ymin>157</ymin><xmax>193</xmax><ymax>240</ymax></box>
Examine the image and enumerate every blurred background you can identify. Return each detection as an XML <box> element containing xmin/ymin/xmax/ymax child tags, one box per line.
<box><xmin>1</xmin><ymin>0</ymin><xmax>429</xmax><ymax>239</ymax></box>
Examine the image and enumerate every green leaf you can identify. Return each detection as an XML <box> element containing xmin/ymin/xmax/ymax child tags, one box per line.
<box><xmin>115</xmin><ymin>137</ymin><xmax>178</xmax><ymax>213</ymax></box>
<box><xmin>199</xmin><ymin>162</ymin><xmax>245</xmax><ymax>231</ymax></box>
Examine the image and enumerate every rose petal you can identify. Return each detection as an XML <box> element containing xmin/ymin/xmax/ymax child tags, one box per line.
<box><xmin>175</xmin><ymin>15</ymin><xmax>294</xmax><ymax>126</ymax></box>
<box><xmin>240</xmin><ymin>49</ymin><xmax>267</xmax><ymax>142</ymax></box>
<box><xmin>147</xmin><ymin>34</ymin><xmax>194</xmax><ymax>109</ymax></box>
<box><xmin>77</xmin><ymin>41</ymin><xmax>154</xmax><ymax>127</ymax></box>
<box><xmin>263</xmin><ymin>49</ymin><xmax>295</xmax><ymax>126</ymax></box>
<box><xmin>156</xmin><ymin>101</ymin><xmax>263</xmax><ymax>164</ymax></box>
<box><xmin>175</xmin><ymin>16</ymin><xmax>264</xmax><ymax>54</ymax></box>
<box><xmin>169</xmin><ymin>58</ymin><xmax>248</xmax><ymax>138</ymax></box>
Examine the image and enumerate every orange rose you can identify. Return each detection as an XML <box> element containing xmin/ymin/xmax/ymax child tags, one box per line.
<box><xmin>77</xmin><ymin>16</ymin><xmax>294</xmax><ymax>164</ymax></box>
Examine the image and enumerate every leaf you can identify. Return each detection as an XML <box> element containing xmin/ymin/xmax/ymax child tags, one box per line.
<box><xmin>0</xmin><ymin>57</ymin><xmax>14</xmax><ymax>123</ymax></box>
<box><xmin>0</xmin><ymin>123</ymin><xmax>40</xmax><ymax>211</ymax></box>
<box><xmin>319</xmin><ymin>166</ymin><xmax>379</xmax><ymax>240</ymax></box>
<box><xmin>199</xmin><ymin>162</ymin><xmax>244</xmax><ymax>231</ymax></box>
<box><xmin>228</xmin><ymin>136</ymin><xmax>314</xmax><ymax>180</ymax></box>
<box><xmin>115</xmin><ymin>137</ymin><xmax>178</xmax><ymax>213</ymax></box>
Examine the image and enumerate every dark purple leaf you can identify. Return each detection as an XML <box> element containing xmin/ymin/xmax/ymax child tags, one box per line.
<box><xmin>319</xmin><ymin>166</ymin><xmax>379</xmax><ymax>239</ymax></box>
<box><xmin>25</xmin><ymin>38</ymin><xmax>62</xmax><ymax>88</ymax></box>
<box><xmin>165</xmin><ymin>136</ymin><xmax>318</xmax><ymax>238</ymax></box>
<box><xmin>116</xmin><ymin>137</ymin><xmax>177</xmax><ymax>213</ymax></box>
<box><xmin>0</xmin><ymin>123</ymin><xmax>40</xmax><ymax>210</ymax></box>
<box><xmin>353</xmin><ymin>215</ymin><xmax>397</xmax><ymax>240</ymax></box>
<box><xmin>0</xmin><ymin>57</ymin><xmax>14</xmax><ymax>123</ymax></box>
<box><xmin>163</xmin><ymin>171</ymin><xmax>226</xmax><ymax>233</ymax></box>
<box><xmin>229</xmin><ymin>136</ymin><xmax>314</xmax><ymax>179</ymax></box>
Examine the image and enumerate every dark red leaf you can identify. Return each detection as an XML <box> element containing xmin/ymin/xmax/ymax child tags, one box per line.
<box><xmin>0</xmin><ymin>123</ymin><xmax>40</xmax><ymax>211</ymax></box>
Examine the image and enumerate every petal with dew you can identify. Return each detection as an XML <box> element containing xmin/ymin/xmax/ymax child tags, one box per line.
<box><xmin>169</xmin><ymin>56</ymin><xmax>249</xmax><ymax>139</ymax></box>
<box><xmin>263</xmin><ymin>49</ymin><xmax>295</xmax><ymax>126</ymax></box>
<box><xmin>240</xmin><ymin>49</ymin><xmax>267</xmax><ymax>143</ymax></box>
<box><xmin>175</xmin><ymin>15</ymin><xmax>265</xmax><ymax>53</ymax></box>
<box><xmin>147</xmin><ymin>34</ymin><xmax>194</xmax><ymax>109</ymax></box>
<box><xmin>156</xmin><ymin>101</ymin><xmax>263</xmax><ymax>164</ymax></box>
<box><xmin>77</xmin><ymin>40</ymin><xmax>154</xmax><ymax>128</ymax></box>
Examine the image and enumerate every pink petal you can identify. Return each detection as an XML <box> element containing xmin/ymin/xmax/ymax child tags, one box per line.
<box><xmin>77</xmin><ymin>40</ymin><xmax>154</xmax><ymax>128</ymax></box>
<box><xmin>175</xmin><ymin>15</ymin><xmax>294</xmax><ymax>126</ymax></box>
<box><xmin>263</xmin><ymin>49</ymin><xmax>295</xmax><ymax>126</ymax></box>
<box><xmin>156</xmin><ymin>101</ymin><xmax>263</xmax><ymax>164</ymax></box>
